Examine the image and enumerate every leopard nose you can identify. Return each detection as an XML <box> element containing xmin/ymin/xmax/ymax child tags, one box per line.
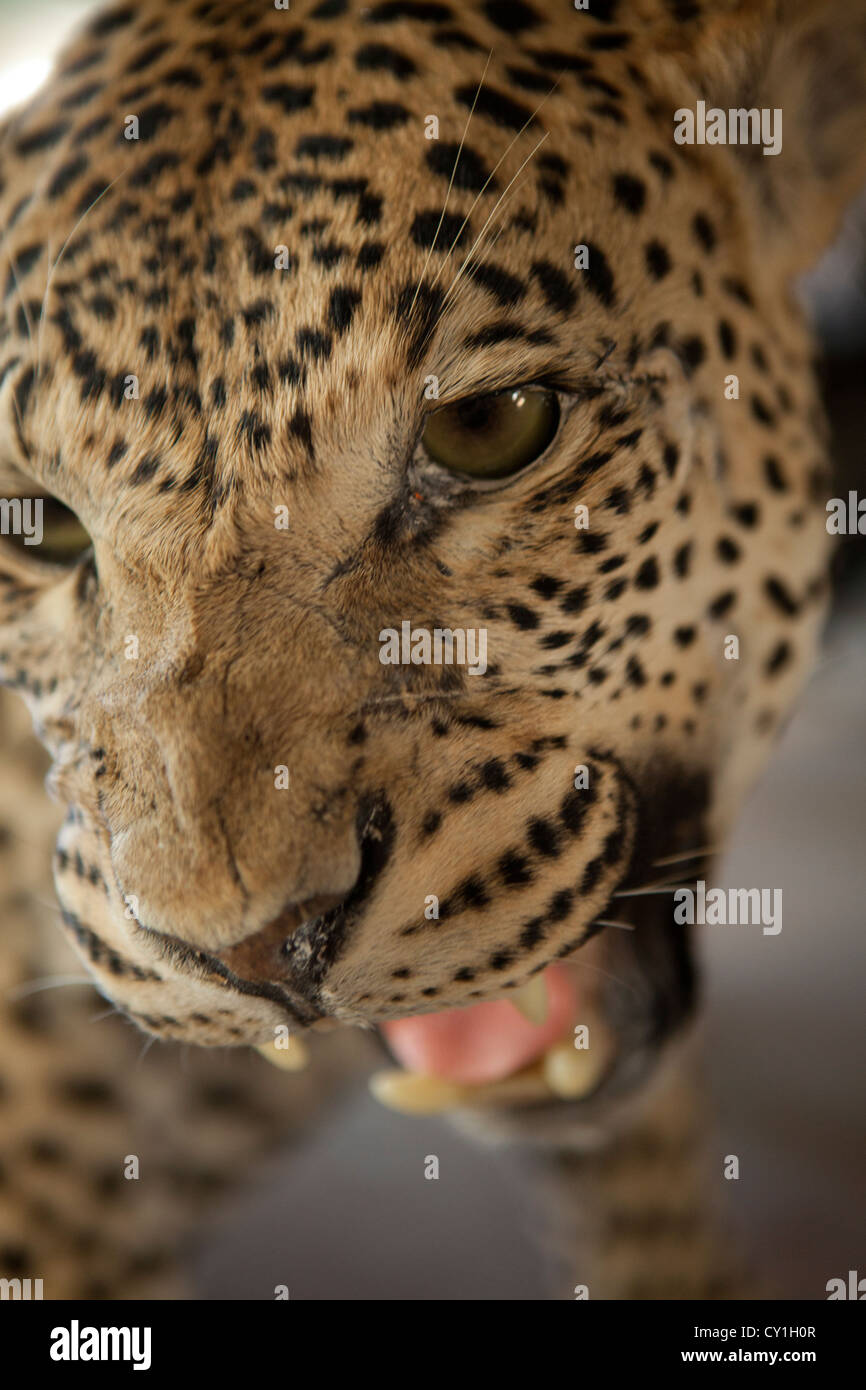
<box><xmin>217</xmin><ymin>892</ymin><xmax>346</xmax><ymax>983</ymax></box>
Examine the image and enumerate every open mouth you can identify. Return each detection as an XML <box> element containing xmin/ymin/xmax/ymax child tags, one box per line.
<box><xmin>254</xmin><ymin>777</ymin><xmax>706</xmax><ymax>1115</ymax></box>
<box><xmin>372</xmin><ymin>960</ymin><xmax>615</xmax><ymax>1114</ymax></box>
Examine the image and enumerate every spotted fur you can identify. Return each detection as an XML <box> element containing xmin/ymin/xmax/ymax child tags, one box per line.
<box><xmin>1</xmin><ymin>0</ymin><xmax>865</xmax><ymax>1299</ymax></box>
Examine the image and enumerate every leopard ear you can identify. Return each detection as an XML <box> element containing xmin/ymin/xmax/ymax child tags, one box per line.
<box><xmin>657</xmin><ymin>0</ymin><xmax>866</xmax><ymax>278</ymax></box>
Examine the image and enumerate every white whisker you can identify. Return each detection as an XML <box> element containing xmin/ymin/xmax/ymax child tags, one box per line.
<box><xmin>36</xmin><ymin>171</ymin><xmax>127</xmax><ymax>375</ymax></box>
<box><xmin>7</xmin><ymin>973</ymin><xmax>93</xmax><ymax>1001</ymax></box>
<box><xmin>406</xmin><ymin>49</ymin><xmax>493</xmax><ymax>323</ymax></box>
<box><xmin>653</xmin><ymin>846</ymin><xmax>721</xmax><ymax>868</ymax></box>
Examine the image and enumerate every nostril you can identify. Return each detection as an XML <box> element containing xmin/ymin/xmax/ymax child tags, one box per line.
<box><xmin>218</xmin><ymin>893</ymin><xmax>346</xmax><ymax>981</ymax></box>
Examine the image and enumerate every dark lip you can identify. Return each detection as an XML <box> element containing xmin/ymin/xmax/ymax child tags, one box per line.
<box><xmin>280</xmin><ymin>792</ymin><xmax>395</xmax><ymax>1007</ymax></box>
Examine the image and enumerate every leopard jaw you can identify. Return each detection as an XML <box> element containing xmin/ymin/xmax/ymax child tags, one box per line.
<box><xmin>368</xmin><ymin>1014</ymin><xmax>613</xmax><ymax>1115</ymax></box>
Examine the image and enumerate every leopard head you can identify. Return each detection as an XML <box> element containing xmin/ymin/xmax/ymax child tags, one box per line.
<box><xmin>1</xmin><ymin>0</ymin><xmax>863</xmax><ymax>1130</ymax></box>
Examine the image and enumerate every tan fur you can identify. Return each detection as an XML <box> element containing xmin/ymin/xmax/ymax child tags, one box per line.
<box><xmin>0</xmin><ymin>0</ymin><xmax>864</xmax><ymax>1298</ymax></box>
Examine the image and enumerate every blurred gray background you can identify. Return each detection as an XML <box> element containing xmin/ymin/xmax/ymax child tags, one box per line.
<box><xmin>1</xmin><ymin>0</ymin><xmax>863</xmax><ymax>1300</ymax></box>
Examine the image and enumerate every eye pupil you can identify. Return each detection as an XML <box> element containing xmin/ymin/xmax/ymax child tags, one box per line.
<box><xmin>421</xmin><ymin>386</ymin><xmax>560</xmax><ymax>481</ymax></box>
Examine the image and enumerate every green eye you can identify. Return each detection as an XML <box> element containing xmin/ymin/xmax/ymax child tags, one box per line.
<box><xmin>0</xmin><ymin>493</ymin><xmax>92</xmax><ymax>565</ymax></box>
<box><xmin>421</xmin><ymin>386</ymin><xmax>561</xmax><ymax>480</ymax></box>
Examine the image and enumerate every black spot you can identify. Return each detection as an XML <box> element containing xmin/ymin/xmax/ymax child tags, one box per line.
<box><xmin>288</xmin><ymin>408</ymin><xmax>315</xmax><ymax>460</ymax></box>
<box><xmin>717</xmin><ymin>319</ymin><xmax>737</xmax><ymax>358</ymax></box>
<box><xmin>466</xmin><ymin>262</ymin><xmax>525</xmax><ymax>306</ymax></box>
<box><xmin>125</xmin><ymin>39</ymin><xmax>171</xmax><ymax>72</ymax></box>
<box><xmin>411</xmin><ymin>210</ymin><xmax>468</xmax><ymax>248</ymax></box>
<box><xmin>237</xmin><ymin>410</ymin><xmax>272</xmax><ymax>452</ymax></box>
<box><xmin>354</xmin><ymin>42</ymin><xmax>417</xmax><ymax>78</ymax></box>
<box><xmin>634</xmin><ymin>557</ymin><xmax>659</xmax><ymax>589</ymax></box>
<box><xmin>765</xmin><ymin>576</ymin><xmax>799</xmax><ymax>617</ymax></box>
<box><xmin>482</xmin><ymin>0</ymin><xmax>540</xmax><ymax>32</ymax></box>
<box><xmin>751</xmin><ymin>394</ymin><xmax>775</xmax><ymax>426</ymax></box>
<box><xmin>394</xmin><ymin>279</ymin><xmax>444</xmax><ymax>367</ymax></box>
<box><xmin>47</xmin><ymin>155</ymin><xmax>90</xmax><ymax>200</ymax></box>
<box><xmin>15</xmin><ymin>122</ymin><xmax>71</xmax><ymax>156</ymax></box>
<box><xmin>296</xmin><ymin>327</ymin><xmax>332</xmax><ymax>361</ymax></box>
<box><xmin>242</xmin><ymin>227</ymin><xmax>275</xmax><ymax>276</ymax></box>
<box><xmin>348</xmin><ymin>101</ymin><xmax>410</xmax><ymax>129</ymax></box>
<box><xmin>763</xmin><ymin>455</ymin><xmax>788</xmax><ymax>492</ymax></box>
<box><xmin>56</xmin><ymin>1077</ymin><xmax>118</xmax><ymax>1109</ymax></box>
<box><xmin>528</xmin><ymin>818</ymin><xmax>560</xmax><ymax>858</ymax></box>
<box><xmin>506</xmin><ymin>603</ymin><xmax>539</xmax><ymax>630</ymax></box>
<box><xmin>530</xmin><ymin>259</ymin><xmax>576</xmax><ymax>314</ymax></box>
<box><xmin>295</xmin><ymin>133</ymin><xmax>353</xmax><ymax>160</ymax></box>
<box><xmin>133</xmin><ymin>103</ymin><xmax>178</xmax><ymax>141</ymax></box>
<box><xmin>426</xmin><ymin>141</ymin><xmax>496</xmax><ymax>192</ymax></box>
<box><xmin>692</xmin><ymin>213</ymin><xmax>716</xmax><ymax>252</ymax></box>
<box><xmin>507</xmin><ymin>64</ymin><xmax>558</xmax><ymax>94</ymax></box>
<box><xmin>329</xmin><ymin>286</ymin><xmax>362</xmax><ymax>334</ymax></box>
<box><xmin>722</xmin><ymin>276</ymin><xmax>754</xmax><ymax>308</ymax></box>
<box><xmin>89</xmin><ymin>5</ymin><xmax>135</xmax><ymax>36</ymax></box>
<box><xmin>581</xmin><ymin>858</ymin><xmax>603</xmax><ymax>893</ymax></box>
<box><xmin>252</xmin><ymin>129</ymin><xmax>277</xmax><ymax>170</ymax></box>
<box><xmin>708</xmin><ymin>591</ymin><xmax>736</xmax><ymax>619</ymax></box>
<box><xmin>648</xmin><ymin>150</ymin><xmax>674</xmax><ymax>180</ymax></box>
<box><xmin>587</xmin><ymin>29</ymin><xmax>630</xmax><ymax>50</ymax></box>
<box><xmin>530</xmin><ymin>575</ymin><xmax>562</xmax><ymax>599</ymax></box>
<box><xmin>765</xmin><ymin>641</ymin><xmax>791</xmax><ymax>676</ymax></box>
<box><xmin>357</xmin><ymin>241</ymin><xmax>385</xmax><ymax>270</ymax></box>
<box><xmin>583</xmin><ymin>242</ymin><xmax>616</xmax><ymax>306</ymax></box>
<box><xmin>312</xmin><ymin>240</ymin><xmax>347</xmax><ymax>268</ymax></box>
<box><xmin>673</xmin><ymin>543</ymin><xmax>691</xmax><ymax>578</ymax></box>
<box><xmin>367</xmin><ymin>1</ymin><xmax>453</xmax><ymax>21</ymax></box>
<box><xmin>262</xmin><ymin>83</ymin><xmax>315</xmax><ymax>114</ymax></box>
<box><xmin>716</xmin><ymin>536</ymin><xmax>740</xmax><ymax>564</ymax></box>
<box><xmin>678</xmin><ymin>335</ymin><xmax>706</xmax><ymax>374</ymax></box>
<box><xmin>644</xmin><ymin>240</ymin><xmax>671</xmax><ymax>279</ymax></box>
<box><xmin>561</xmin><ymin>585</ymin><xmax>589</xmax><ymax>614</ymax></box>
<box><xmin>454</xmin><ymin>83</ymin><xmax>535</xmax><ymax>132</ymax></box>
<box><xmin>612</xmin><ymin>172</ymin><xmax>646</xmax><ymax>214</ymax></box>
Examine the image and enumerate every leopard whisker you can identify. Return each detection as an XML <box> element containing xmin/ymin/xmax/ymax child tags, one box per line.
<box><xmin>423</xmin><ymin>76</ymin><xmax>560</xmax><ymax>306</ymax></box>
<box><xmin>613</xmin><ymin>882</ymin><xmax>692</xmax><ymax>899</ymax></box>
<box><xmin>421</xmin><ymin>129</ymin><xmax>550</xmax><ymax>354</ymax></box>
<box><xmin>7</xmin><ymin>973</ymin><xmax>94</xmax><ymax>1002</ymax></box>
<box><xmin>652</xmin><ymin>846</ymin><xmax>721</xmax><ymax>867</ymax></box>
<box><xmin>405</xmin><ymin>48</ymin><xmax>494</xmax><ymax>324</ymax></box>
<box><xmin>36</xmin><ymin>170</ymin><xmax>127</xmax><ymax>378</ymax></box>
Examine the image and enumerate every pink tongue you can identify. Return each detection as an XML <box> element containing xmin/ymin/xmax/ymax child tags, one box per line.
<box><xmin>381</xmin><ymin>964</ymin><xmax>577</xmax><ymax>1085</ymax></box>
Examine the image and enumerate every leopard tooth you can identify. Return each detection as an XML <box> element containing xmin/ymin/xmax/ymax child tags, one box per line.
<box><xmin>255</xmin><ymin>1035</ymin><xmax>310</xmax><ymax>1072</ymax></box>
<box><xmin>510</xmin><ymin>974</ymin><xmax>549</xmax><ymax>1025</ymax></box>
<box><xmin>369</xmin><ymin>1069</ymin><xmax>467</xmax><ymax>1115</ymax></box>
<box><xmin>542</xmin><ymin>1037</ymin><xmax>607</xmax><ymax>1100</ymax></box>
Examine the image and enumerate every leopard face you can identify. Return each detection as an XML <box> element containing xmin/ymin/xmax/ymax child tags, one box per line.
<box><xmin>1</xmin><ymin>0</ymin><xmax>861</xmax><ymax>1125</ymax></box>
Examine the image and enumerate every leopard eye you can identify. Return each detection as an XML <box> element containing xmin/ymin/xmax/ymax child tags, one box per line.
<box><xmin>421</xmin><ymin>386</ymin><xmax>561</xmax><ymax>480</ymax></box>
<box><xmin>0</xmin><ymin>493</ymin><xmax>92</xmax><ymax>565</ymax></box>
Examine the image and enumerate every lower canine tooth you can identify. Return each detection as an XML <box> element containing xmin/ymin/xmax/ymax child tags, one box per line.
<box><xmin>256</xmin><ymin>1036</ymin><xmax>310</xmax><ymax>1071</ymax></box>
<box><xmin>510</xmin><ymin>975</ymin><xmax>549</xmax><ymax>1025</ymax></box>
<box><xmin>369</xmin><ymin>1069</ymin><xmax>467</xmax><ymax>1115</ymax></box>
<box><xmin>543</xmin><ymin>1038</ymin><xmax>607</xmax><ymax>1099</ymax></box>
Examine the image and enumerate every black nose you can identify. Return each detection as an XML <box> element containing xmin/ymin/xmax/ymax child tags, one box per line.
<box><xmin>217</xmin><ymin>891</ymin><xmax>346</xmax><ymax>985</ymax></box>
<box><xmin>219</xmin><ymin>793</ymin><xmax>395</xmax><ymax>1012</ymax></box>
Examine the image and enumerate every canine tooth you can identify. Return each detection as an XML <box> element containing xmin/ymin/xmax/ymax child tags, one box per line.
<box><xmin>256</xmin><ymin>1035</ymin><xmax>310</xmax><ymax>1071</ymax></box>
<box><xmin>543</xmin><ymin>1038</ymin><xmax>607</xmax><ymax>1100</ymax></box>
<box><xmin>369</xmin><ymin>1069</ymin><xmax>467</xmax><ymax>1115</ymax></box>
<box><xmin>510</xmin><ymin>975</ymin><xmax>549</xmax><ymax>1025</ymax></box>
